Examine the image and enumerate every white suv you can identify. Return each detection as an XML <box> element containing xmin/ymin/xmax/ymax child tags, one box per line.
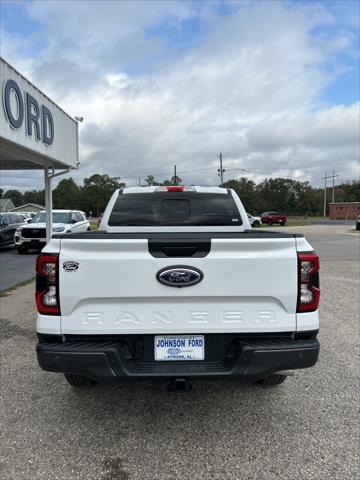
<box><xmin>247</xmin><ymin>213</ymin><xmax>262</xmax><ymax>227</ymax></box>
<box><xmin>15</xmin><ymin>209</ymin><xmax>90</xmax><ymax>254</ymax></box>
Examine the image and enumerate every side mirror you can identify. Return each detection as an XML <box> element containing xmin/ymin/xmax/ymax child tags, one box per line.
<box><xmin>71</xmin><ymin>219</ymin><xmax>77</xmax><ymax>224</ymax></box>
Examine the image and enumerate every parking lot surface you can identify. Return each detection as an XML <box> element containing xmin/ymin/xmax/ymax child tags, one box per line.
<box><xmin>0</xmin><ymin>247</ymin><xmax>36</xmax><ymax>292</ymax></box>
<box><xmin>0</xmin><ymin>225</ymin><xmax>359</xmax><ymax>480</ymax></box>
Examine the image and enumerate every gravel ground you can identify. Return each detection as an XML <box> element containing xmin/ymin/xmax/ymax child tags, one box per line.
<box><xmin>0</xmin><ymin>225</ymin><xmax>359</xmax><ymax>480</ymax></box>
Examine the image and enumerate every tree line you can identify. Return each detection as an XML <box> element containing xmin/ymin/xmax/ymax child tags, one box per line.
<box><xmin>1</xmin><ymin>174</ymin><xmax>359</xmax><ymax>217</ymax></box>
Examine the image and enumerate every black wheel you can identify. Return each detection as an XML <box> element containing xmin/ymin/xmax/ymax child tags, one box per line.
<box><xmin>87</xmin><ymin>227</ymin><xmax>91</xmax><ymax>231</ymax></box>
<box><xmin>253</xmin><ymin>221</ymin><xmax>260</xmax><ymax>228</ymax></box>
<box><xmin>257</xmin><ymin>374</ymin><xmax>287</xmax><ymax>386</ymax></box>
<box><xmin>17</xmin><ymin>247</ymin><xmax>29</xmax><ymax>254</ymax></box>
<box><xmin>356</xmin><ymin>222</ymin><xmax>360</xmax><ymax>231</ymax></box>
<box><xmin>269</xmin><ymin>221</ymin><xmax>273</xmax><ymax>226</ymax></box>
<box><xmin>280</xmin><ymin>222</ymin><xmax>285</xmax><ymax>226</ymax></box>
<box><xmin>64</xmin><ymin>373</ymin><xmax>96</xmax><ymax>387</ymax></box>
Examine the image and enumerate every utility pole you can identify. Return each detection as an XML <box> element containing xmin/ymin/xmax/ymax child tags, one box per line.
<box><xmin>138</xmin><ymin>177</ymin><xmax>141</xmax><ymax>187</ymax></box>
<box><xmin>322</xmin><ymin>171</ymin><xmax>339</xmax><ymax>218</ymax></box>
<box><xmin>323</xmin><ymin>172</ymin><xmax>327</xmax><ymax>218</ymax></box>
<box><xmin>218</xmin><ymin>153</ymin><xmax>225</xmax><ymax>186</ymax></box>
<box><xmin>174</xmin><ymin>165</ymin><xmax>177</xmax><ymax>185</ymax></box>
<box><xmin>331</xmin><ymin>170</ymin><xmax>339</xmax><ymax>203</ymax></box>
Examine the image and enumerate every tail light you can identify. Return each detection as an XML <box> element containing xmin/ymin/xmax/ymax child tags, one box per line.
<box><xmin>35</xmin><ymin>254</ymin><xmax>60</xmax><ymax>315</ymax></box>
<box><xmin>297</xmin><ymin>252</ymin><xmax>320</xmax><ymax>313</ymax></box>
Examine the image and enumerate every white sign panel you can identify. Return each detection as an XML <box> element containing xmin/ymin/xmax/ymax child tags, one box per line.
<box><xmin>0</xmin><ymin>58</ymin><xmax>78</xmax><ymax>169</ymax></box>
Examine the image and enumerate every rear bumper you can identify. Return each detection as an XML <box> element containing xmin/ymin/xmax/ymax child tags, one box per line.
<box><xmin>37</xmin><ymin>333</ymin><xmax>319</xmax><ymax>382</ymax></box>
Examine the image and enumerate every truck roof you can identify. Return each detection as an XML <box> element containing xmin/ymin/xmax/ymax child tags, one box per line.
<box><xmin>122</xmin><ymin>186</ymin><xmax>228</xmax><ymax>194</ymax></box>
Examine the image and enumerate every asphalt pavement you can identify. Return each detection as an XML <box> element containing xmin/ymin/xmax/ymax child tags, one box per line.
<box><xmin>0</xmin><ymin>246</ymin><xmax>37</xmax><ymax>291</ymax></box>
<box><xmin>0</xmin><ymin>225</ymin><xmax>359</xmax><ymax>480</ymax></box>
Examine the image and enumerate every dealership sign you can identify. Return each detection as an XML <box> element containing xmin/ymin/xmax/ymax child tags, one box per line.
<box><xmin>3</xmin><ymin>79</ymin><xmax>54</xmax><ymax>145</ymax></box>
<box><xmin>0</xmin><ymin>58</ymin><xmax>78</xmax><ymax>169</ymax></box>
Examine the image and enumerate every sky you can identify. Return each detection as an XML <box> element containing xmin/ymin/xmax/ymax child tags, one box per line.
<box><xmin>0</xmin><ymin>0</ymin><xmax>359</xmax><ymax>191</ymax></box>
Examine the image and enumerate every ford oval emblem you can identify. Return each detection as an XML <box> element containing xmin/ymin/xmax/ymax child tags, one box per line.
<box><xmin>157</xmin><ymin>266</ymin><xmax>203</xmax><ymax>288</ymax></box>
<box><xmin>167</xmin><ymin>347</ymin><xmax>181</xmax><ymax>355</ymax></box>
<box><xmin>63</xmin><ymin>261</ymin><xmax>79</xmax><ymax>272</ymax></box>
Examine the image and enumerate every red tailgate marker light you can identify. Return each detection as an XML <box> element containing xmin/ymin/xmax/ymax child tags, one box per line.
<box><xmin>167</xmin><ymin>186</ymin><xmax>184</xmax><ymax>192</ymax></box>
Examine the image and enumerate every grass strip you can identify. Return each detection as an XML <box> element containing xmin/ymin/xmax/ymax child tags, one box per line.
<box><xmin>0</xmin><ymin>277</ymin><xmax>35</xmax><ymax>298</ymax></box>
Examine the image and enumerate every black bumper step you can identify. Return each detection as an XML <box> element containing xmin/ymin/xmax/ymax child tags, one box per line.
<box><xmin>36</xmin><ymin>334</ymin><xmax>319</xmax><ymax>383</ymax></box>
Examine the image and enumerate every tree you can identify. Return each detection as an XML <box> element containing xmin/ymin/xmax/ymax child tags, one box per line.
<box><xmin>144</xmin><ymin>174</ymin><xmax>182</xmax><ymax>186</ymax></box>
<box><xmin>3</xmin><ymin>189</ymin><xmax>24</xmax><ymax>207</ymax></box>
<box><xmin>222</xmin><ymin>178</ymin><xmax>256</xmax><ymax>213</ymax></box>
<box><xmin>162</xmin><ymin>175</ymin><xmax>182</xmax><ymax>186</ymax></box>
<box><xmin>80</xmin><ymin>174</ymin><xmax>126</xmax><ymax>215</ymax></box>
<box><xmin>256</xmin><ymin>178</ymin><xmax>300</xmax><ymax>214</ymax></box>
<box><xmin>144</xmin><ymin>175</ymin><xmax>160</xmax><ymax>186</ymax></box>
<box><xmin>334</xmin><ymin>181</ymin><xmax>360</xmax><ymax>203</ymax></box>
<box><xmin>53</xmin><ymin>178</ymin><xmax>80</xmax><ymax>209</ymax></box>
<box><xmin>0</xmin><ymin>188</ymin><xmax>3</xmax><ymax>199</ymax></box>
<box><xmin>23</xmin><ymin>189</ymin><xmax>45</xmax><ymax>206</ymax></box>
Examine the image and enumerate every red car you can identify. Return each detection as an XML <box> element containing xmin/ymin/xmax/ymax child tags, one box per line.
<box><xmin>261</xmin><ymin>211</ymin><xmax>287</xmax><ymax>226</ymax></box>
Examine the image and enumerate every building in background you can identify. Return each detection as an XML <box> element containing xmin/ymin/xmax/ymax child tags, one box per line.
<box><xmin>0</xmin><ymin>198</ymin><xmax>15</xmax><ymax>212</ymax></box>
<box><xmin>329</xmin><ymin>202</ymin><xmax>360</xmax><ymax>220</ymax></box>
<box><xmin>10</xmin><ymin>203</ymin><xmax>44</xmax><ymax>213</ymax></box>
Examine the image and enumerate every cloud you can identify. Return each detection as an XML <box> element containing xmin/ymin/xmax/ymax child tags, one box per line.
<box><xmin>247</xmin><ymin>103</ymin><xmax>360</xmax><ymax>150</ymax></box>
<box><xmin>0</xmin><ymin>0</ymin><xmax>359</xmax><ymax>190</ymax></box>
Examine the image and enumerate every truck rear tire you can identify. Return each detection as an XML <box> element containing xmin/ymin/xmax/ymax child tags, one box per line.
<box><xmin>257</xmin><ymin>374</ymin><xmax>287</xmax><ymax>386</ymax></box>
<box><xmin>64</xmin><ymin>373</ymin><xmax>96</xmax><ymax>387</ymax></box>
<box><xmin>17</xmin><ymin>247</ymin><xmax>29</xmax><ymax>254</ymax></box>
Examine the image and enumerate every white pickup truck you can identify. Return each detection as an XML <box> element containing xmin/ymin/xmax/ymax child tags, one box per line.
<box><xmin>36</xmin><ymin>186</ymin><xmax>320</xmax><ymax>390</ymax></box>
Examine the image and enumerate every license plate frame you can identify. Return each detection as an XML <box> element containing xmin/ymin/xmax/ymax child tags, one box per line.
<box><xmin>154</xmin><ymin>335</ymin><xmax>205</xmax><ymax>361</ymax></box>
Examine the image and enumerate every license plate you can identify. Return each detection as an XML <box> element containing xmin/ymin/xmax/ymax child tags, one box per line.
<box><xmin>154</xmin><ymin>335</ymin><xmax>204</xmax><ymax>361</ymax></box>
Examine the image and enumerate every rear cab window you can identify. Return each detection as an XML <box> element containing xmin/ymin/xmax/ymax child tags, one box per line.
<box><xmin>108</xmin><ymin>192</ymin><xmax>242</xmax><ymax>227</ymax></box>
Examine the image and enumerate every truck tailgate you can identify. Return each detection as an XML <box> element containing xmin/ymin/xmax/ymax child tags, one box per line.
<box><xmin>59</xmin><ymin>235</ymin><xmax>298</xmax><ymax>334</ymax></box>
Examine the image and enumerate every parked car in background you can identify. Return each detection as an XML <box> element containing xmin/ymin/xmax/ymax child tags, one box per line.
<box><xmin>261</xmin><ymin>211</ymin><xmax>287</xmax><ymax>226</ymax></box>
<box><xmin>356</xmin><ymin>214</ymin><xmax>360</xmax><ymax>231</ymax></box>
<box><xmin>15</xmin><ymin>209</ymin><xmax>91</xmax><ymax>254</ymax></box>
<box><xmin>0</xmin><ymin>213</ymin><xmax>25</xmax><ymax>248</ymax></box>
<box><xmin>247</xmin><ymin>213</ymin><xmax>262</xmax><ymax>227</ymax></box>
<box><xmin>18</xmin><ymin>213</ymin><xmax>32</xmax><ymax>223</ymax></box>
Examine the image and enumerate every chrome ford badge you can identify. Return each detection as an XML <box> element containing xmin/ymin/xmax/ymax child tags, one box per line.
<box><xmin>63</xmin><ymin>261</ymin><xmax>79</xmax><ymax>272</ymax></box>
<box><xmin>157</xmin><ymin>266</ymin><xmax>203</xmax><ymax>287</ymax></box>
